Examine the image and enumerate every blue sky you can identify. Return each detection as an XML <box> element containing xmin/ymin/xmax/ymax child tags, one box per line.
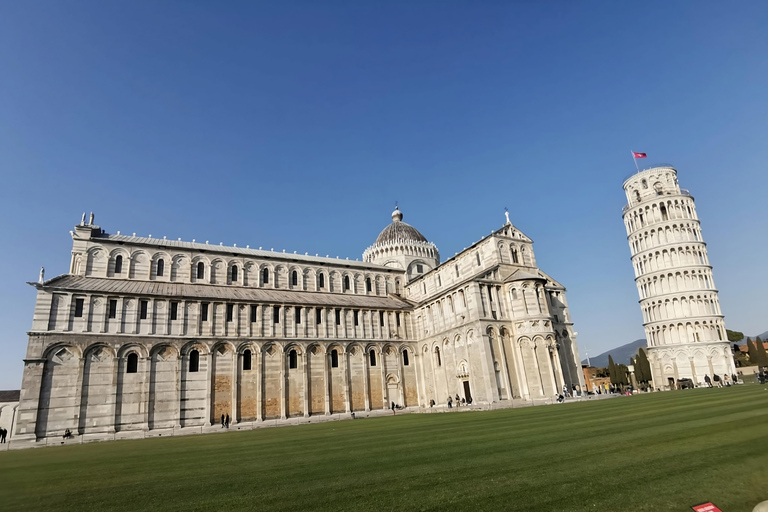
<box><xmin>1</xmin><ymin>1</ymin><xmax>766</xmax><ymax>388</ymax></box>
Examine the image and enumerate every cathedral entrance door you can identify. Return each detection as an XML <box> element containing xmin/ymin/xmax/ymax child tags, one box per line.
<box><xmin>463</xmin><ymin>381</ymin><xmax>472</xmax><ymax>404</ymax></box>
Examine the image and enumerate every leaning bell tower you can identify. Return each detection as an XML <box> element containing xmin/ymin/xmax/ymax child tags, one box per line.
<box><xmin>621</xmin><ymin>165</ymin><xmax>735</xmax><ymax>389</ymax></box>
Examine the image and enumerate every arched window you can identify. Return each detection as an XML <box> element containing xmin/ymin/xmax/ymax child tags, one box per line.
<box><xmin>369</xmin><ymin>349</ymin><xmax>377</xmax><ymax>367</ymax></box>
<box><xmin>157</xmin><ymin>259</ymin><xmax>165</xmax><ymax>277</ymax></box>
<box><xmin>634</xmin><ymin>190</ymin><xmax>641</xmax><ymax>202</ymax></box>
<box><xmin>511</xmin><ymin>247</ymin><xmax>519</xmax><ymax>263</ymax></box>
<box><xmin>126</xmin><ymin>353</ymin><xmax>138</xmax><ymax>373</ymax></box>
<box><xmin>642</xmin><ymin>179</ymin><xmax>648</xmax><ymax>189</ymax></box>
<box><xmin>114</xmin><ymin>255</ymin><xmax>123</xmax><ymax>274</ymax></box>
<box><xmin>455</xmin><ymin>265</ymin><xmax>459</xmax><ymax>277</ymax></box>
<box><xmin>197</xmin><ymin>262</ymin><xmax>205</xmax><ymax>279</ymax></box>
<box><xmin>189</xmin><ymin>350</ymin><xmax>200</xmax><ymax>373</ymax></box>
<box><xmin>344</xmin><ymin>275</ymin><xmax>350</xmax><ymax>291</ymax></box>
<box><xmin>331</xmin><ymin>349</ymin><xmax>339</xmax><ymax>368</ymax></box>
<box><xmin>436</xmin><ymin>275</ymin><xmax>441</xmax><ymax>287</ymax></box>
<box><xmin>231</xmin><ymin>265</ymin><xmax>238</xmax><ymax>283</ymax></box>
<box><xmin>476</xmin><ymin>253</ymin><xmax>481</xmax><ymax>266</ymax></box>
<box><xmin>366</xmin><ymin>278</ymin><xmax>372</xmax><ymax>292</ymax></box>
<box><xmin>403</xmin><ymin>350</ymin><xmax>409</xmax><ymax>366</ymax></box>
<box><xmin>243</xmin><ymin>349</ymin><xmax>252</xmax><ymax>371</ymax></box>
<box><xmin>289</xmin><ymin>349</ymin><xmax>297</xmax><ymax>369</ymax></box>
<box><xmin>318</xmin><ymin>273</ymin><xmax>325</xmax><ymax>289</ymax></box>
<box><xmin>262</xmin><ymin>268</ymin><xmax>269</xmax><ymax>284</ymax></box>
<box><xmin>511</xmin><ymin>288</ymin><xmax>518</xmax><ymax>301</ymax></box>
<box><xmin>435</xmin><ymin>347</ymin><xmax>442</xmax><ymax>367</ymax></box>
<box><xmin>291</xmin><ymin>271</ymin><xmax>298</xmax><ymax>286</ymax></box>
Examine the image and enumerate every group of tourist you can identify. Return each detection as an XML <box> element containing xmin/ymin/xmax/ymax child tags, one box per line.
<box><xmin>0</xmin><ymin>427</ymin><xmax>8</xmax><ymax>443</ymax></box>
<box><xmin>703</xmin><ymin>374</ymin><xmax>738</xmax><ymax>388</ymax></box>
<box><xmin>446</xmin><ymin>394</ymin><xmax>471</xmax><ymax>408</ymax></box>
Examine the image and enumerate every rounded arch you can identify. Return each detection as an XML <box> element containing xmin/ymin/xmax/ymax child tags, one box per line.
<box><xmin>385</xmin><ymin>373</ymin><xmax>400</xmax><ymax>384</ymax></box>
<box><xmin>179</xmin><ymin>341</ymin><xmax>208</xmax><ymax>356</ymax></box>
<box><xmin>42</xmin><ymin>343</ymin><xmax>83</xmax><ymax>361</ymax></box>
<box><xmin>236</xmin><ymin>341</ymin><xmax>258</xmax><ymax>355</ymax></box>
<box><xmin>82</xmin><ymin>343</ymin><xmax>116</xmax><ymax>361</ymax></box>
<box><xmin>210</xmin><ymin>340</ymin><xmax>237</xmax><ymax>356</ymax></box>
<box><xmin>283</xmin><ymin>343</ymin><xmax>303</xmax><ymax>356</ymax></box>
<box><xmin>117</xmin><ymin>342</ymin><xmax>149</xmax><ymax>359</ymax></box>
<box><xmin>150</xmin><ymin>343</ymin><xmax>180</xmax><ymax>359</ymax></box>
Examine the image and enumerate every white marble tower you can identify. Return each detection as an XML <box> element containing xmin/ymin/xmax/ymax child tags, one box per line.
<box><xmin>622</xmin><ymin>165</ymin><xmax>735</xmax><ymax>388</ymax></box>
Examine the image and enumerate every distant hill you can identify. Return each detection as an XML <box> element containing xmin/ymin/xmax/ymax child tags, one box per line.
<box><xmin>582</xmin><ymin>339</ymin><xmax>646</xmax><ymax>368</ymax></box>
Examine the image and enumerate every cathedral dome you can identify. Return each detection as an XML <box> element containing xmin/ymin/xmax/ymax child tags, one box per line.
<box><xmin>363</xmin><ymin>207</ymin><xmax>440</xmax><ymax>278</ymax></box>
<box><xmin>374</xmin><ymin>207</ymin><xmax>428</xmax><ymax>245</ymax></box>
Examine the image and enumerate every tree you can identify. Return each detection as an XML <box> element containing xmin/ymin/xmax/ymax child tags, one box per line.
<box><xmin>747</xmin><ymin>339</ymin><xmax>759</xmax><ymax>365</ymax></box>
<box><xmin>755</xmin><ymin>337</ymin><xmax>768</xmax><ymax>367</ymax></box>
<box><xmin>617</xmin><ymin>364</ymin><xmax>630</xmax><ymax>385</ymax></box>
<box><xmin>608</xmin><ymin>355</ymin><xmax>620</xmax><ymax>386</ymax></box>
<box><xmin>727</xmin><ymin>330</ymin><xmax>745</xmax><ymax>342</ymax></box>
<box><xmin>635</xmin><ymin>348</ymin><xmax>652</xmax><ymax>384</ymax></box>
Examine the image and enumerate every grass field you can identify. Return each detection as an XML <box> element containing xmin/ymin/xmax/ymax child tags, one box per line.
<box><xmin>1</xmin><ymin>385</ymin><xmax>767</xmax><ymax>512</ymax></box>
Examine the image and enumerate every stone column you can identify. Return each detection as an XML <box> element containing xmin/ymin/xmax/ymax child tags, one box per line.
<box><xmin>255</xmin><ymin>349</ymin><xmax>263</xmax><ymax>422</ymax></box>
<box><xmin>515</xmin><ymin>341</ymin><xmax>530</xmax><ymax>399</ymax></box>
<box><xmin>496</xmin><ymin>332</ymin><xmax>513</xmax><ymax>399</ymax></box>
<box><xmin>280</xmin><ymin>348</ymin><xmax>287</xmax><ymax>420</ymax></box>
<box><xmin>689</xmin><ymin>357</ymin><xmax>698</xmax><ymax>385</ymax></box>
<box><xmin>231</xmin><ymin>350</ymin><xmax>238</xmax><ymax>424</ymax></box>
<box><xmin>73</xmin><ymin>356</ymin><xmax>86</xmax><ymax>434</ymax></box>
<box><xmin>380</xmin><ymin>349</ymin><xmax>387</xmax><ymax>409</ymax></box>
<box><xmin>148</xmin><ymin>298</ymin><xmax>156</xmax><ymax>336</ymax></box>
<box><xmin>107</xmin><ymin>354</ymin><xmax>119</xmax><ymax>433</ymax></box>
<box><xmin>303</xmin><ymin>349</ymin><xmax>310</xmax><ymax>417</ymax></box>
<box><xmin>362</xmin><ymin>351</ymin><xmax>371</xmax><ymax>411</ymax></box>
<box><xmin>173</xmin><ymin>355</ymin><xmax>181</xmax><ymax>428</ymax></box>
<box><xmin>324</xmin><ymin>349</ymin><xmax>331</xmax><ymax>415</ymax></box>
<box><xmin>491</xmin><ymin>287</ymin><xmax>503</xmax><ymax>319</ymax></box>
<box><xmin>203</xmin><ymin>352</ymin><xmax>212</xmax><ymax>426</ymax></box>
<box><xmin>116</xmin><ymin>297</ymin><xmax>125</xmax><ymax>334</ymax></box>
<box><xmin>100</xmin><ymin>297</ymin><xmax>109</xmax><ymax>333</ymax></box>
<box><xmin>140</xmin><ymin>355</ymin><xmax>150</xmax><ymax>430</ymax></box>
<box><xmin>552</xmin><ymin>345</ymin><xmax>566</xmax><ymax>393</ymax></box>
<box><xmin>342</xmin><ymin>348</ymin><xmax>351</xmax><ymax>413</ymax></box>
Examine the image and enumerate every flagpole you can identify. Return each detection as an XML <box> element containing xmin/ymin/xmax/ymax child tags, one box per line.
<box><xmin>631</xmin><ymin>151</ymin><xmax>640</xmax><ymax>172</ymax></box>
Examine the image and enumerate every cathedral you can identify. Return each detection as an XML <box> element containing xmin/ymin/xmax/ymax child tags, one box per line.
<box><xmin>13</xmin><ymin>208</ymin><xmax>584</xmax><ymax>445</ymax></box>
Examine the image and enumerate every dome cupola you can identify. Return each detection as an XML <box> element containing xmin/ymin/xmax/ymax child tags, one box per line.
<box><xmin>363</xmin><ymin>207</ymin><xmax>439</xmax><ymax>281</ymax></box>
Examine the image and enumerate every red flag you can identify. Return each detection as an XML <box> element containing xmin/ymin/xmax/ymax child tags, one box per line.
<box><xmin>632</xmin><ymin>152</ymin><xmax>647</xmax><ymax>158</ymax></box>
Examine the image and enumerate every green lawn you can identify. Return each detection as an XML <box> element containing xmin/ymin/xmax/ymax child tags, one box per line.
<box><xmin>1</xmin><ymin>385</ymin><xmax>767</xmax><ymax>512</ymax></box>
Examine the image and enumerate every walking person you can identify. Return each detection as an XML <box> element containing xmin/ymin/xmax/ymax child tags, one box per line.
<box><xmin>713</xmin><ymin>374</ymin><xmax>721</xmax><ymax>388</ymax></box>
<box><xmin>0</xmin><ymin>427</ymin><xmax>5</xmax><ymax>443</ymax></box>
<box><xmin>455</xmin><ymin>394</ymin><xmax>460</xmax><ymax>407</ymax></box>
<box><xmin>225</xmin><ymin>414</ymin><xmax>230</xmax><ymax>428</ymax></box>
<box><xmin>447</xmin><ymin>396</ymin><xmax>453</xmax><ymax>409</ymax></box>
<box><xmin>221</xmin><ymin>414</ymin><xmax>225</xmax><ymax>428</ymax></box>
<box><xmin>704</xmin><ymin>374</ymin><xmax>712</xmax><ymax>388</ymax></box>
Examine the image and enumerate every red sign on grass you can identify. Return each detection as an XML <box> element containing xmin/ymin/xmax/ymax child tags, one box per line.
<box><xmin>691</xmin><ymin>503</ymin><xmax>722</xmax><ymax>512</ymax></box>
